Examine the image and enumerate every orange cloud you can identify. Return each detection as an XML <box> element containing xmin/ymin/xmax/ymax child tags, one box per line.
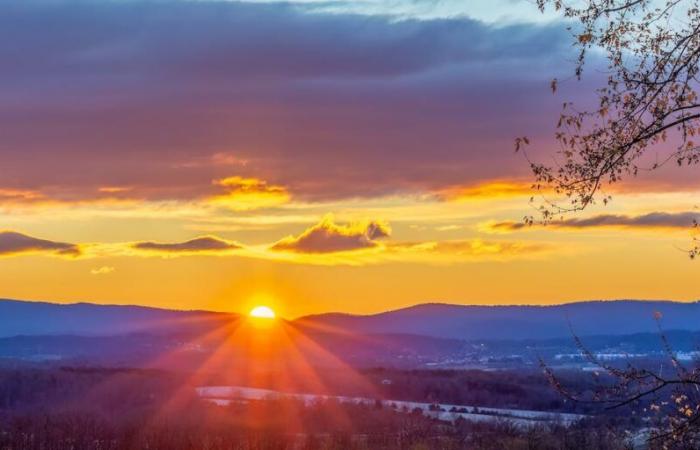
<box><xmin>272</xmin><ymin>214</ymin><xmax>390</xmax><ymax>254</ymax></box>
<box><xmin>386</xmin><ymin>239</ymin><xmax>550</xmax><ymax>260</ymax></box>
<box><xmin>0</xmin><ymin>231</ymin><xmax>81</xmax><ymax>257</ymax></box>
<box><xmin>266</xmin><ymin>235</ymin><xmax>550</xmax><ymax>266</ymax></box>
<box><xmin>266</xmin><ymin>215</ymin><xmax>551</xmax><ymax>264</ymax></box>
<box><xmin>434</xmin><ymin>180</ymin><xmax>538</xmax><ymax>202</ymax></box>
<box><xmin>0</xmin><ymin>188</ymin><xmax>46</xmax><ymax>204</ymax></box>
<box><xmin>0</xmin><ymin>185</ymin><xmax>142</xmax><ymax>212</ymax></box>
<box><xmin>98</xmin><ymin>186</ymin><xmax>132</xmax><ymax>194</ymax></box>
<box><xmin>209</xmin><ymin>176</ymin><xmax>290</xmax><ymax>210</ymax></box>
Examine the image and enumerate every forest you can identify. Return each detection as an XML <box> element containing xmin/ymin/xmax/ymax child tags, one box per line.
<box><xmin>0</xmin><ymin>365</ymin><xmax>645</xmax><ymax>449</ymax></box>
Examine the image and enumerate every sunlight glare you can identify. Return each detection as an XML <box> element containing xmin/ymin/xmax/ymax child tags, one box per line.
<box><xmin>249</xmin><ymin>305</ymin><xmax>276</xmax><ymax>319</ymax></box>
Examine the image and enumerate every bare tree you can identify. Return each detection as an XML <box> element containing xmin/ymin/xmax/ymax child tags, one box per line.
<box><xmin>542</xmin><ymin>315</ymin><xmax>700</xmax><ymax>446</ymax></box>
<box><xmin>521</xmin><ymin>4</ymin><xmax>700</xmax><ymax>442</ymax></box>
<box><xmin>518</xmin><ymin>0</ymin><xmax>700</xmax><ymax>254</ymax></box>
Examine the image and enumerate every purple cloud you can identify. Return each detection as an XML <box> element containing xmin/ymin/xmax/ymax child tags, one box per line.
<box><xmin>492</xmin><ymin>212</ymin><xmax>700</xmax><ymax>231</ymax></box>
<box><xmin>132</xmin><ymin>236</ymin><xmax>241</xmax><ymax>253</ymax></box>
<box><xmin>272</xmin><ymin>216</ymin><xmax>391</xmax><ymax>253</ymax></box>
<box><xmin>0</xmin><ymin>0</ymin><xmax>587</xmax><ymax>202</ymax></box>
<box><xmin>0</xmin><ymin>231</ymin><xmax>80</xmax><ymax>256</ymax></box>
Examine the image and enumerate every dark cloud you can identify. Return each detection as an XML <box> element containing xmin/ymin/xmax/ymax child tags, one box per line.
<box><xmin>0</xmin><ymin>0</ymin><xmax>583</xmax><ymax>202</ymax></box>
<box><xmin>132</xmin><ymin>236</ymin><xmax>241</xmax><ymax>253</ymax></box>
<box><xmin>491</xmin><ymin>212</ymin><xmax>700</xmax><ymax>231</ymax></box>
<box><xmin>0</xmin><ymin>1</ymin><xmax>568</xmax><ymax>85</ymax></box>
<box><xmin>0</xmin><ymin>231</ymin><xmax>80</xmax><ymax>256</ymax></box>
<box><xmin>272</xmin><ymin>215</ymin><xmax>391</xmax><ymax>253</ymax></box>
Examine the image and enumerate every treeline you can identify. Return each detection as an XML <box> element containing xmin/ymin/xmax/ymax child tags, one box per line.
<box><xmin>0</xmin><ymin>400</ymin><xmax>630</xmax><ymax>450</ymax></box>
<box><xmin>362</xmin><ymin>368</ymin><xmax>617</xmax><ymax>415</ymax></box>
<box><xmin>0</xmin><ymin>366</ymin><xmax>642</xmax><ymax>449</ymax></box>
<box><xmin>0</xmin><ymin>367</ymin><xmax>182</xmax><ymax>412</ymax></box>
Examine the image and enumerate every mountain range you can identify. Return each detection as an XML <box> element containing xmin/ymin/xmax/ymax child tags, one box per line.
<box><xmin>296</xmin><ymin>300</ymin><xmax>700</xmax><ymax>340</ymax></box>
<box><xmin>0</xmin><ymin>298</ymin><xmax>236</xmax><ymax>338</ymax></box>
<box><xmin>1</xmin><ymin>298</ymin><xmax>699</xmax><ymax>369</ymax></box>
<box><xmin>2</xmin><ymin>298</ymin><xmax>699</xmax><ymax>340</ymax></box>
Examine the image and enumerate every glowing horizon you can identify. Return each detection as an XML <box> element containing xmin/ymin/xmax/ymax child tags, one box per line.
<box><xmin>0</xmin><ymin>0</ymin><xmax>698</xmax><ymax>318</ymax></box>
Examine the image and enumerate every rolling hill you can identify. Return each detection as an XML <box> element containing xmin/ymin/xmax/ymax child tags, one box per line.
<box><xmin>1</xmin><ymin>298</ymin><xmax>699</xmax><ymax>369</ymax></box>
<box><xmin>0</xmin><ymin>298</ymin><xmax>237</xmax><ymax>338</ymax></box>
<box><xmin>295</xmin><ymin>300</ymin><xmax>700</xmax><ymax>340</ymax></box>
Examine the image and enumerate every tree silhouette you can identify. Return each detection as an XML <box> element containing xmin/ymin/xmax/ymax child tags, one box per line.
<box><xmin>525</xmin><ymin>1</ymin><xmax>700</xmax><ymax>444</ymax></box>
<box><xmin>520</xmin><ymin>0</ymin><xmax>700</xmax><ymax>255</ymax></box>
<box><xmin>542</xmin><ymin>315</ymin><xmax>700</xmax><ymax>446</ymax></box>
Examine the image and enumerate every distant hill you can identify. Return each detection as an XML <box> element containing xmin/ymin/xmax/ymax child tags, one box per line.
<box><xmin>2</xmin><ymin>298</ymin><xmax>699</xmax><ymax>342</ymax></box>
<box><xmin>0</xmin><ymin>331</ymin><xmax>470</xmax><ymax>369</ymax></box>
<box><xmin>1</xmin><ymin>298</ymin><xmax>699</xmax><ymax>369</ymax></box>
<box><xmin>0</xmin><ymin>299</ymin><xmax>238</xmax><ymax>338</ymax></box>
<box><xmin>295</xmin><ymin>300</ymin><xmax>700</xmax><ymax>340</ymax></box>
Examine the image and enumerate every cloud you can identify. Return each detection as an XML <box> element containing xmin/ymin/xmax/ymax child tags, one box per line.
<box><xmin>91</xmin><ymin>266</ymin><xmax>115</xmax><ymax>275</ymax></box>
<box><xmin>271</xmin><ymin>215</ymin><xmax>391</xmax><ymax>253</ymax></box>
<box><xmin>291</xmin><ymin>0</ymin><xmax>557</xmax><ymax>24</ymax></box>
<box><xmin>386</xmin><ymin>239</ymin><xmax>551</xmax><ymax>260</ymax></box>
<box><xmin>98</xmin><ymin>186</ymin><xmax>132</xmax><ymax>194</ymax></box>
<box><xmin>132</xmin><ymin>236</ymin><xmax>242</xmax><ymax>254</ymax></box>
<box><xmin>489</xmin><ymin>212</ymin><xmax>700</xmax><ymax>232</ymax></box>
<box><xmin>267</xmin><ymin>235</ymin><xmax>551</xmax><ymax>266</ymax></box>
<box><xmin>0</xmin><ymin>184</ymin><xmax>141</xmax><ymax>211</ymax></box>
<box><xmin>434</xmin><ymin>180</ymin><xmax>538</xmax><ymax>202</ymax></box>
<box><xmin>7</xmin><ymin>1</ymin><xmax>689</xmax><ymax>208</ymax></box>
<box><xmin>0</xmin><ymin>231</ymin><xmax>80</xmax><ymax>257</ymax></box>
<box><xmin>209</xmin><ymin>176</ymin><xmax>290</xmax><ymax>210</ymax></box>
<box><xmin>0</xmin><ymin>0</ymin><xmax>586</xmax><ymax>203</ymax></box>
<box><xmin>174</xmin><ymin>153</ymin><xmax>249</xmax><ymax>169</ymax></box>
<box><xmin>267</xmin><ymin>214</ymin><xmax>551</xmax><ymax>263</ymax></box>
<box><xmin>0</xmin><ymin>188</ymin><xmax>45</xmax><ymax>203</ymax></box>
<box><xmin>435</xmin><ymin>225</ymin><xmax>463</xmax><ymax>231</ymax></box>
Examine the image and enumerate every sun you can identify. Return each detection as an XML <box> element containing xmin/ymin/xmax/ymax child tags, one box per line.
<box><xmin>249</xmin><ymin>305</ymin><xmax>276</xmax><ymax>319</ymax></box>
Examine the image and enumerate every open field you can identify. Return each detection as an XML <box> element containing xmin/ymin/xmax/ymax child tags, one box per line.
<box><xmin>198</xmin><ymin>385</ymin><xmax>587</xmax><ymax>426</ymax></box>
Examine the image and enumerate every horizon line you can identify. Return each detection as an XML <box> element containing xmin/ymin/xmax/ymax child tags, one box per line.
<box><xmin>1</xmin><ymin>296</ymin><xmax>699</xmax><ymax>321</ymax></box>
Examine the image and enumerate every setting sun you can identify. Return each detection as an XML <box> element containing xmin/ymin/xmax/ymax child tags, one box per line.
<box><xmin>5</xmin><ymin>0</ymin><xmax>700</xmax><ymax>447</ymax></box>
<box><xmin>249</xmin><ymin>305</ymin><xmax>276</xmax><ymax>319</ymax></box>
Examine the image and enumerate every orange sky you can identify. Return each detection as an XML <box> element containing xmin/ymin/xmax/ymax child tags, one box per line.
<box><xmin>1</xmin><ymin>184</ymin><xmax>698</xmax><ymax>318</ymax></box>
<box><xmin>0</xmin><ymin>0</ymin><xmax>698</xmax><ymax>318</ymax></box>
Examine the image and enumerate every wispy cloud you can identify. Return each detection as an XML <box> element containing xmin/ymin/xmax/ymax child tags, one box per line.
<box><xmin>384</xmin><ymin>239</ymin><xmax>551</xmax><ymax>262</ymax></box>
<box><xmin>131</xmin><ymin>236</ymin><xmax>242</xmax><ymax>255</ymax></box>
<box><xmin>266</xmin><ymin>236</ymin><xmax>552</xmax><ymax>266</ymax></box>
<box><xmin>0</xmin><ymin>231</ymin><xmax>80</xmax><ymax>257</ymax></box>
<box><xmin>173</xmin><ymin>152</ymin><xmax>249</xmax><ymax>169</ymax></box>
<box><xmin>434</xmin><ymin>181</ymin><xmax>538</xmax><ymax>202</ymax></box>
<box><xmin>0</xmin><ymin>188</ymin><xmax>45</xmax><ymax>204</ymax></box>
<box><xmin>0</xmin><ymin>184</ymin><xmax>142</xmax><ymax>211</ymax></box>
<box><xmin>98</xmin><ymin>186</ymin><xmax>132</xmax><ymax>194</ymax></box>
<box><xmin>489</xmin><ymin>211</ymin><xmax>700</xmax><ymax>232</ymax></box>
<box><xmin>264</xmin><ymin>214</ymin><xmax>551</xmax><ymax>264</ymax></box>
<box><xmin>0</xmin><ymin>221</ymin><xmax>553</xmax><ymax>268</ymax></box>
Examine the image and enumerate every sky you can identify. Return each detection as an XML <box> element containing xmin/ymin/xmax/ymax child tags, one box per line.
<box><xmin>0</xmin><ymin>0</ymin><xmax>698</xmax><ymax>318</ymax></box>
